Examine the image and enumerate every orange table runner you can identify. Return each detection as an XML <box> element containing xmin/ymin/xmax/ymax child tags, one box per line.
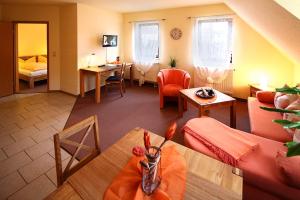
<box><xmin>104</xmin><ymin>145</ymin><xmax>186</xmax><ymax>200</ymax></box>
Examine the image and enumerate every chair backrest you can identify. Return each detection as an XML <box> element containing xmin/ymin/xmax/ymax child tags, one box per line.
<box><xmin>53</xmin><ymin>115</ymin><xmax>100</xmax><ymax>186</ymax></box>
<box><xmin>161</xmin><ymin>69</ymin><xmax>188</xmax><ymax>86</ymax></box>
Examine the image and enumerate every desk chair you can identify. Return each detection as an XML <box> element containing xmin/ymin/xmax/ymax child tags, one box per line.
<box><xmin>105</xmin><ymin>63</ymin><xmax>126</xmax><ymax>97</ymax></box>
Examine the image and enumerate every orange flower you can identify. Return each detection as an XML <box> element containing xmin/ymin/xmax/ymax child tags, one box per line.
<box><xmin>144</xmin><ymin>130</ymin><xmax>151</xmax><ymax>151</ymax></box>
<box><xmin>165</xmin><ymin>122</ymin><xmax>177</xmax><ymax>140</ymax></box>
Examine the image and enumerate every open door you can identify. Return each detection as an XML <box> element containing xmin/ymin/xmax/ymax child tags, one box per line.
<box><xmin>0</xmin><ymin>22</ymin><xmax>14</xmax><ymax>97</ymax></box>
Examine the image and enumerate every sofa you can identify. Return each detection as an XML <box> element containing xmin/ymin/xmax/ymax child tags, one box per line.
<box><xmin>183</xmin><ymin>117</ymin><xmax>300</xmax><ymax>200</ymax></box>
<box><xmin>248</xmin><ymin>92</ymin><xmax>292</xmax><ymax>142</ymax></box>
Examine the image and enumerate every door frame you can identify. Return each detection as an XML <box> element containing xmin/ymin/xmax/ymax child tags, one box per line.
<box><xmin>13</xmin><ymin>21</ymin><xmax>50</xmax><ymax>93</ymax></box>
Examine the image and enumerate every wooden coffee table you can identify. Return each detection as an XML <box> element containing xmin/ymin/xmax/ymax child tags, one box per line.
<box><xmin>179</xmin><ymin>88</ymin><xmax>237</xmax><ymax>128</ymax></box>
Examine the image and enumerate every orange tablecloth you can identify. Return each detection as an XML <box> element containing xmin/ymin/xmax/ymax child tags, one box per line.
<box><xmin>104</xmin><ymin>145</ymin><xmax>186</xmax><ymax>200</ymax></box>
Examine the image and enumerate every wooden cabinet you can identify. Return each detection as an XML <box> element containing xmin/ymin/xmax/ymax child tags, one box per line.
<box><xmin>0</xmin><ymin>22</ymin><xmax>14</xmax><ymax>97</ymax></box>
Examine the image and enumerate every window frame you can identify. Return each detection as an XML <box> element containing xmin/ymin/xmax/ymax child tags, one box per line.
<box><xmin>133</xmin><ymin>21</ymin><xmax>160</xmax><ymax>61</ymax></box>
<box><xmin>194</xmin><ymin>17</ymin><xmax>233</xmax><ymax>68</ymax></box>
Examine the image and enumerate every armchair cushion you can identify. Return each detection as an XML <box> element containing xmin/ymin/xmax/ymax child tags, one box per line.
<box><xmin>162</xmin><ymin>84</ymin><xmax>183</xmax><ymax>96</ymax></box>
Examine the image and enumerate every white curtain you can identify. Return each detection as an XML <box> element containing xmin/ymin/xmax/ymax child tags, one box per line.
<box><xmin>133</xmin><ymin>21</ymin><xmax>159</xmax><ymax>86</ymax></box>
<box><xmin>192</xmin><ymin>16</ymin><xmax>233</xmax><ymax>87</ymax></box>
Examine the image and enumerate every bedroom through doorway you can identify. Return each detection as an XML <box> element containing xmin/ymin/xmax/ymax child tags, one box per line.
<box><xmin>14</xmin><ymin>22</ymin><xmax>49</xmax><ymax>93</ymax></box>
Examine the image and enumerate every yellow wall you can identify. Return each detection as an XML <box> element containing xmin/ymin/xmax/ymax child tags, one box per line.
<box><xmin>17</xmin><ymin>24</ymin><xmax>47</xmax><ymax>56</ymax></box>
<box><xmin>295</xmin><ymin>63</ymin><xmax>300</xmax><ymax>85</ymax></box>
<box><xmin>77</xmin><ymin>3</ymin><xmax>123</xmax><ymax>93</ymax></box>
<box><xmin>123</xmin><ymin>4</ymin><xmax>295</xmax><ymax>99</ymax></box>
<box><xmin>2</xmin><ymin>4</ymin><xmax>61</xmax><ymax>90</ymax></box>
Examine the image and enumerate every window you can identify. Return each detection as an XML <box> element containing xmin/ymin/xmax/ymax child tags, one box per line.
<box><xmin>133</xmin><ymin>22</ymin><xmax>160</xmax><ymax>63</ymax></box>
<box><xmin>193</xmin><ymin>17</ymin><xmax>233</xmax><ymax>68</ymax></box>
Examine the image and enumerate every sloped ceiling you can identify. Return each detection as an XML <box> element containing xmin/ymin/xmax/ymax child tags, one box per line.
<box><xmin>274</xmin><ymin>0</ymin><xmax>300</xmax><ymax>20</ymax></box>
<box><xmin>224</xmin><ymin>0</ymin><xmax>300</xmax><ymax>64</ymax></box>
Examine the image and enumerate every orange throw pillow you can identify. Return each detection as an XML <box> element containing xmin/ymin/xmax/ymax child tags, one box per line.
<box><xmin>256</xmin><ymin>91</ymin><xmax>275</xmax><ymax>104</ymax></box>
<box><xmin>276</xmin><ymin>151</ymin><xmax>300</xmax><ymax>189</ymax></box>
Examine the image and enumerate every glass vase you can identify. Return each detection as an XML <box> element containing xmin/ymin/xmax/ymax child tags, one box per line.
<box><xmin>141</xmin><ymin>146</ymin><xmax>162</xmax><ymax>195</ymax></box>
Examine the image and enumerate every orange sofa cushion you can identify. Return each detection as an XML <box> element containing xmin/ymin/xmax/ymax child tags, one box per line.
<box><xmin>256</xmin><ymin>91</ymin><xmax>275</xmax><ymax>104</ymax></box>
<box><xmin>248</xmin><ymin>97</ymin><xmax>291</xmax><ymax>142</ymax></box>
<box><xmin>183</xmin><ymin>117</ymin><xmax>300</xmax><ymax>200</ymax></box>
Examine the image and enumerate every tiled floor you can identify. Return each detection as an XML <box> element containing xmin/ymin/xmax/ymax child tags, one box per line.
<box><xmin>0</xmin><ymin>92</ymin><xmax>76</xmax><ymax>200</ymax></box>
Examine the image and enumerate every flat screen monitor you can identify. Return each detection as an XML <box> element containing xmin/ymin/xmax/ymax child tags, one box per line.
<box><xmin>102</xmin><ymin>35</ymin><xmax>117</xmax><ymax>47</ymax></box>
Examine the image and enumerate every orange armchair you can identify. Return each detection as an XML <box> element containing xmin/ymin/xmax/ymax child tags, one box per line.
<box><xmin>157</xmin><ymin>69</ymin><xmax>191</xmax><ymax>109</ymax></box>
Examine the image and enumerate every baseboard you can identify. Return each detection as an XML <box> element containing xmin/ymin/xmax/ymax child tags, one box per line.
<box><xmin>48</xmin><ymin>90</ymin><xmax>78</xmax><ymax>97</ymax></box>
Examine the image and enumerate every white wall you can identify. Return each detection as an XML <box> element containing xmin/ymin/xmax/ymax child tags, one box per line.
<box><xmin>2</xmin><ymin>4</ymin><xmax>61</xmax><ymax>90</ymax></box>
<box><xmin>60</xmin><ymin>4</ymin><xmax>78</xmax><ymax>95</ymax></box>
<box><xmin>77</xmin><ymin>3</ymin><xmax>123</xmax><ymax>93</ymax></box>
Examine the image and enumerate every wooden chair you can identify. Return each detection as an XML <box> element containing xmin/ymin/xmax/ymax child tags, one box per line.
<box><xmin>105</xmin><ymin>63</ymin><xmax>126</xmax><ymax>97</ymax></box>
<box><xmin>53</xmin><ymin>115</ymin><xmax>100</xmax><ymax>186</ymax></box>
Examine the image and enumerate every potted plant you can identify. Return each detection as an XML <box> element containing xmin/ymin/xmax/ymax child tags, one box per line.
<box><xmin>169</xmin><ymin>57</ymin><xmax>177</xmax><ymax>68</ymax></box>
<box><xmin>261</xmin><ymin>86</ymin><xmax>300</xmax><ymax>157</ymax></box>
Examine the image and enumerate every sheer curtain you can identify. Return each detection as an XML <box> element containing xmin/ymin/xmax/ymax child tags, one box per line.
<box><xmin>192</xmin><ymin>16</ymin><xmax>233</xmax><ymax>87</ymax></box>
<box><xmin>133</xmin><ymin>21</ymin><xmax>159</xmax><ymax>86</ymax></box>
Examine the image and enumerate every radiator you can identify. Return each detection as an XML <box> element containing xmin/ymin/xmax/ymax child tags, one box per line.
<box><xmin>212</xmin><ymin>70</ymin><xmax>233</xmax><ymax>95</ymax></box>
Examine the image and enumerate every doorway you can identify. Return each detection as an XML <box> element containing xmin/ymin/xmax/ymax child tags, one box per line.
<box><xmin>14</xmin><ymin>22</ymin><xmax>49</xmax><ymax>93</ymax></box>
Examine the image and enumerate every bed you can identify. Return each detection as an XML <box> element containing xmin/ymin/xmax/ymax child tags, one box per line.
<box><xmin>18</xmin><ymin>55</ymin><xmax>48</xmax><ymax>89</ymax></box>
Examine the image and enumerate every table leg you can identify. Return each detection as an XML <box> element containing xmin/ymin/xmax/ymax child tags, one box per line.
<box><xmin>198</xmin><ymin>106</ymin><xmax>205</xmax><ymax>118</ymax></box>
<box><xmin>95</xmin><ymin>73</ymin><xmax>101</xmax><ymax>103</ymax></box>
<box><xmin>80</xmin><ymin>70</ymin><xmax>85</xmax><ymax>98</ymax></box>
<box><xmin>178</xmin><ymin>95</ymin><xmax>183</xmax><ymax>118</ymax></box>
<box><xmin>230</xmin><ymin>101</ymin><xmax>236</xmax><ymax>128</ymax></box>
<box><xmin>130</xmin><ymin>65</ymin><xmax>133</xmax><ymax>87</ymax></box>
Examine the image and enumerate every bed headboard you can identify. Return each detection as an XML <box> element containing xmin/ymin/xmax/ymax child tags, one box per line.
<box><xmin>19</xmin><ymin>55</ymin><xmax>47</xmax><ymax>62</ymax></box>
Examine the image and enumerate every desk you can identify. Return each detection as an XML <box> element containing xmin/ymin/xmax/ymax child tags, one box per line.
<box><xmin>80</xmin><ymin>64</ymin><xmax>133</xmax><ymax>103</ymax></box>
<box><xmin>47</xmin><ymin>127</ymin><xmax>243</xmax><ymax>200</ymax></box>
<box><xmin>179</xmin><ymin>88</ymin><xmax>237</xmax><ymax>128</ymax></box>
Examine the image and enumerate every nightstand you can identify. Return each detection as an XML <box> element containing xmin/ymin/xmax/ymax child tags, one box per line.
<box><xmin>249</xmin><ymin>84</ymin><xmax>275</xmax><ymax>97</ymax></box>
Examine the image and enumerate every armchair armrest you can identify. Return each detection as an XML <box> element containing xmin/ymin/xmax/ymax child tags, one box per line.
<box><xmin>183</xmin><ymin>73</ymin><xmax>191</xmax><ymax>89</ymax></box>
<box><xmin>256</xmin><ymin>91</ymin><xmax>275</xmax><ymax>104</ymax></box>
<box><xmin>157</xmin><ymin>71</ymin><xmax>164</xmax><ymax>89</ymax></box>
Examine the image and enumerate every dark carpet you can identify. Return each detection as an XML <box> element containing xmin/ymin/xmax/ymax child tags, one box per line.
<box><xmin>65</xmin><ymin>83</ymin><xmax>250</xmax><ymax>153</ymax></box>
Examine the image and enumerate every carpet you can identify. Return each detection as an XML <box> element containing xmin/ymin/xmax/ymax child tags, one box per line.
<box><xmin>64</xmin><ymin>83</ymin><xmax>250</xmax><ymax>155</ymax></box>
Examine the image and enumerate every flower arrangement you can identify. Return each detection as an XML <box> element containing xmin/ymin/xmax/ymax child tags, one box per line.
<box><xmin>140</xmin><ymin>122</ymin><xmax>177</xmax><ymax>195</ymax></box>
<box><xmin>260</xmin><ymin>86</ymin><xmax>300</xmax><ymax>157</ymax></box>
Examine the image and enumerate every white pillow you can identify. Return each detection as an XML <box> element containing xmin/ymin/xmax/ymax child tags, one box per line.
<box><xmin>283</xmin><ymin>99</ymin><xmax>300</xmax><ymax>137</ymax></box>
<box><xmin>274</xmin><ymin>93</ymin><xmax>299</xmax><ymax>109</ymax></box>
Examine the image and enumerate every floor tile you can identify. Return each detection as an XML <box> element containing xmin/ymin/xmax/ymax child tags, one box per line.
<box><xmin>10</xmin><ymin>126</ymin><xmax>39</xmax><ymax>141</ymax></box>
<box><xmin>0</xmin><ymin>135</ymin><xmax>14</xmax><ymax>148</ymax></box>
<box><xmin>0</xmin><ymin>172</ymin><xmax>26</xmax><ymax>199</ymax></box>
<box><xmin>8</xmin><ymin>175</ymin><xmax>56</xmax><ymax>200</ymax></box>
<box><xmin>0</xmin><ymin>152</ymin><xmax>31</xmax><ymax>179</ymax></box>
<box><xmin>30</xmin><ymin>126</ymin><xmax>57</xmax><ymax>143</ymax></box>
<box><xmin>0</xmin><ymin>149</ymin><xmax>7</xmax><ymax>162</ymax></box>
<box><xmin>48</xmin><ymin>147</ymin><xmax>71</xmax><ymax>161</ymax></box>
<box><xmin>3</xmin><ymin>137</ymin><xmax>36</xmax><ymax>157</ymax></box>
<box><xmin>25</xmin><ymin>139</ymin><xmax>54</xmax><ymax>160</ymax></box>
<box><xmin>18</xmin><ymin>153</ymin><xmax>55</xmax><ymax>183</ymax></box>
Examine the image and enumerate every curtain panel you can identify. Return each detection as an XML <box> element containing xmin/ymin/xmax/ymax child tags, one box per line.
<box><xmin>132</xmin><ymin>21</ymin><xmax>160</xmax><ymax>86</ymax></box>
<box><xmin>192</xmin><ymin>16</ymin><xmax>233</xmax><ymax>87</ymax></box>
